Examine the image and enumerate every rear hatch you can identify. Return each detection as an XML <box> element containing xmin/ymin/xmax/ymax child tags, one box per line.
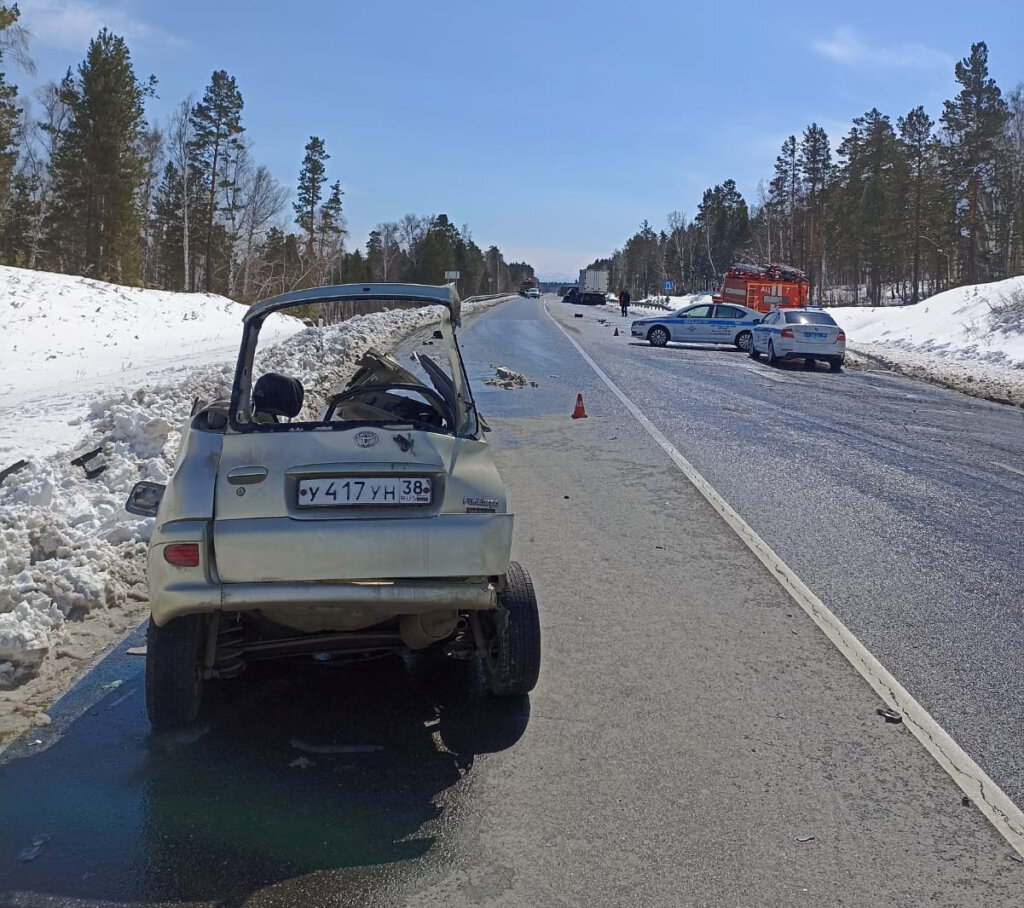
<box><xmin>212</xmin><ymin>429</ymin><xmax>456</xmax><ymax>583</ymax></box>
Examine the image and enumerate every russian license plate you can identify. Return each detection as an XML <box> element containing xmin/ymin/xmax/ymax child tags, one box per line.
<box><xmin>805</xmin><ymin>331</ymin><xmax>827</xmax><ymax>338</ymax></box>
<box><xmin>297</xmin><ymin>477</ymin><xmax>432</xmax><ymax>507</ymax></box>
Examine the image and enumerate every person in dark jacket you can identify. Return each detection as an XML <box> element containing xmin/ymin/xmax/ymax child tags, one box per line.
<box><xmin>619</xmin><ymin>289</ymin><xmax>631</xmax><ymax>317</ymax></box>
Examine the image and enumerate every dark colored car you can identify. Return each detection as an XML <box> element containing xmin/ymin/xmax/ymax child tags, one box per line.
<box><xmin>563</xmin><ymin>288</ymin><xmax>606</xmax><ymax>306</ymax></box>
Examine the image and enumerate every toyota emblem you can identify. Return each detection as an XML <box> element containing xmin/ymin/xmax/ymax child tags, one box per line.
<box><xmin>354</xmin><ymin>431</ymin><xmax>380</xmax><ymax>448</ymax></box>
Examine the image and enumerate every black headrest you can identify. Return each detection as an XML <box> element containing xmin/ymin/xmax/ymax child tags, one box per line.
<box><xmin>253</xmin><ymin>373</ymin><xmax>304</xmax><ymax>419</ymax></box>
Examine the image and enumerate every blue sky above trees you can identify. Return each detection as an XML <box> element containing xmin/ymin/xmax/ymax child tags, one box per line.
<box><xmin>12</xmin><ymin>0</ymin><xmax>1024</xmax><ymax>278</ymax></box>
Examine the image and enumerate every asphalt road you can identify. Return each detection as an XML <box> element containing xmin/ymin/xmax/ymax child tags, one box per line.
<box><xmin>1</xmin><ymin>295</ymin><xmax>1021</xmax><ymax>906</ymax></box>
<box><xmin>539</xmin><ymin>297</ymin><xmax>1024</xmax><ymax>805</ymax></box>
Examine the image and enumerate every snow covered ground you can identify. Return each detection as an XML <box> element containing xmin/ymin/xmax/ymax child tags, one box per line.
<box><xmin>827</xmin><ymin>275</ymin><xmax>1024</xmax><ymax>407</ymax></box>
<box><xmin>0</xmin><ymin>266</ymin><xmax>508</xmax><ymax>744</ymax></box>
<box><xmin>0</xmin><ymin>266</ymin><xmax>303</xmax><ymax>459</ymax></box>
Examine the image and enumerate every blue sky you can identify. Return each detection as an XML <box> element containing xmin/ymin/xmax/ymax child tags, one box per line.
<box><xmin>11</xmin><ymin>0</ymin><xmax>1024</xmax><ymax>279</ymax></box>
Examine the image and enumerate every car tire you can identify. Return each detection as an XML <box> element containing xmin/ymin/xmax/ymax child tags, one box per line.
<box><xmin>735</xmin><ymin>331</ymin><xmax>752</xmax><ymax>352</ymax></box>
<box><xmin>830</xmin><ymin>358</ymin><xmax>843</xmax><ymax>373</ymax></box>
<box><xmin>483</xmin><ymin>561</ymin><xmax>541</xmax><ymax>697</ymax></box>
<box><xmin>767</xmin><ymin>340</ymin><xmax>779</xmax><ymax>366</ymax></box>
<box><xmin>748</xmin><ymin>340</ymin><xmax>761</xmax><ymax>359</ymax></box>
<box><xmin>146</xmin><ymin>614</ymin><xmax>206</xmax><ymax>729</ymax></box>
<box><xmin>803</xmin><ymin>357</ymin><xmax>816</xmax><ymax>369</ymax></box>
<box><xmin>648</xmin><ymin>327</ymin><xmax>669</xmax><ymax>347</ymax></box>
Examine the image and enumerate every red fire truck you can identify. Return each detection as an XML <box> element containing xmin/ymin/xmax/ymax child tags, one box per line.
<box><xmin>713</xmin><ymin>263</ymin><xmax>809</xmax><ymax>313</ymax></box>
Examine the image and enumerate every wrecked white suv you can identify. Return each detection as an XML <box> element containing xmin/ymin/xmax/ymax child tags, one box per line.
<box><xmin>126</xmin><ymin>284</ymin><xmax>540</xmax><ymax>729</ymax></box>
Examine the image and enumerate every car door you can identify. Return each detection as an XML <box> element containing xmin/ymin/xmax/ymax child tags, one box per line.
<box><xmin>752</xmin><ymin>310</ymin><xmax>776</xmax><ymax>350</ymax></box>
<box><xmin>673</xmin><ymin>304</ymin><xmax>714</xmax><ymax>342</ymax></box>
<box><xmin>711</xmin><ymin>305</ymin><xmax>745</xmax><ymax>343</ymax></box>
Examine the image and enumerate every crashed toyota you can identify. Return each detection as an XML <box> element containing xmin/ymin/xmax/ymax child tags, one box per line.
<box><xmin>127</xmin><ymin>283</ymin><xmax>540</xmax><ymax>729</ymax></box>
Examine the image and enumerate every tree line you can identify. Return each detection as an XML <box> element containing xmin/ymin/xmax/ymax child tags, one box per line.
<box><xmin>598</xmin><ymin>42</ymin><xmax>1022</xmax><ymax>305</ymax></box>
<box><xmin>0</xmin><ymin>9</ymin><xmax>534</xmax><ymax>301</ymax></box>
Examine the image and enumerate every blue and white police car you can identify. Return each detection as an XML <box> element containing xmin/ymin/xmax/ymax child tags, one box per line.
<box><xmin>631</xmin><ymin>302</ymin><xmax>761</xmax><ymax>351</ymax></box>
<box><xmin>749</xmin><ymin>307</ymin><xmax>846</xmax><ymax>372</ymax></box>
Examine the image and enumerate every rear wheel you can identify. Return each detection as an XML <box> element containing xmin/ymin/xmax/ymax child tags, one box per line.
<box><xmin>735</xmin><ymin>331</ymin><xmax>752</xmax><ymax>352</ymax></box>
<box><xmin>767</xmin><ymin>340</ymin><xmax>779</xmax><ymax>366</ymax></box>
<box><xmin>648</xmin><ymin>327</ymin><xmax>669</xmax><ymax>348</ymax></box>
<box><xmin>146</xmin><ymin>614</ymin><xmax>206</xmax><ymax>730</ymax></box>
<box><xmin>830</xmin><ymin>358</ymin><xmax>843</xmax><ymax>373</ymax></box>
<box><xmin>482</xmin><ymin>562</ymin><xmax>541</xmax><ymax>697</ymax></box>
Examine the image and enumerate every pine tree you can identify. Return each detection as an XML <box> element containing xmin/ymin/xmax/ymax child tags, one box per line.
<box><xmin>798</xmin><ymin>123</ymin><xmax>832</xmax><ymax>300</ymax></box>
<box><xmin>294</xmin><ymin>136</ymin><xmax>328</xmax><ymax>260</ymax></box>
<box><xmin>770</xmin><ymin>136</ymin><xmax>799</xmax><ymax>262</ymax></box>
<box><xmin>45</xmin><ymin>29</ymin><xmax>149</xmax><ymax>281</ymax></box>
<box><xmin>189</xmin><ymin>70</ymin><xmax>245</xmax><ymax>291</ymax></box>
<box><xmin>940</xmin><ymin>42</ymin><xmax>1010</xmax><ymax>282</ymax></box>
<box><xmin>898</xmin><ymin>106</ymin><xmax>935</xmax><ymax>301</ymax></box>
<box><xmin>0</xmin><ymin>3</ymin><xmax>28</xmax><ymax>222</ymax></box>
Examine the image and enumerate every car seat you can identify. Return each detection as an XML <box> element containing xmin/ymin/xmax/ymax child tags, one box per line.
<box><xmin>253</xmin><ymin>373</ymin><xmax>304</xmax><ymax>423</ymax></box>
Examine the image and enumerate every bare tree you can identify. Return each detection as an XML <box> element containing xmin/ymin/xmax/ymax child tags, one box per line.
<box><xmin>369</xmin><ymin>221</ymin><xmax>402</xmax><ymax>280</ymax></box>
<box><xmin>167</xmin><ymin>98</ymin><xmax>195</xmax><ymax>290</ymax></box>
<box><xmin>239</xmin><ymin>164</ymin><xmax>288</xmax><ymax>297</ymax></box>
<box><xmin>139</xmin><ymin>125</ymin><xmax>163</xmax><ymax>285</ymax></box>
<box><xmin>399</xmin><ymin>213</ymin><xmax>431</xmax><ymax>273</ymax></box>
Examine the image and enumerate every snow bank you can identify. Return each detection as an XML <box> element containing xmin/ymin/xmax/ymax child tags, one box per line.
<box><xmin>0</xmin><ymin>273</ymin><xmax>504</xmax><ymax>705</ymax></box>
<box><xmin>827</xmin><ymin>276</ymin><xmax>1024</xmax><ymax>407</ymax></box>
<box><xmin>0</xmin><ymin>265</ymin><xmax>303</xmax><ymax>458</ymax></box>
<box><xmin>826</xmin><ymin>276</ymin><xmax>1024</xmax><ymax>367</ymax></box>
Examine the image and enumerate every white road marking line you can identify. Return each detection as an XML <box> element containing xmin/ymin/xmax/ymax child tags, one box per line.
<box><xmin>545</xmin><ymin>303</ymin><xmax>1024</xmax><ymax>857</ymax></box>
<box><xmin>993</xmin><ymin>461</ymin><xmax>1024</xmax><ymax>478</ymax></box>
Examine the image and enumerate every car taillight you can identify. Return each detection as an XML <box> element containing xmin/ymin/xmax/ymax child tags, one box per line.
<box><xmin>836</xmin><ymin>331</ymin><xmax>846</xmax><ymax>342</ymax></box>
<box><xmin>164</xmin><ymin>543</ymin><xmax>200</xmax><ymax>567</ymax></box>
<box><xmin>780</xmin><ymin>328</ymin><xmax>794</xmax><ymax>339</ymax></box>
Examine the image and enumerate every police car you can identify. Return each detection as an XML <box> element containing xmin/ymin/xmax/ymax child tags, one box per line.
<box><xmin>631</xmin><ymin>302</ymin><xmax>761</xmax><ymax>351</ymax></box>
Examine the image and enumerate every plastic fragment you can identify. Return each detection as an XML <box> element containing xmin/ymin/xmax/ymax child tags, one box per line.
<box><xmin>876</xmin><ymin>707</ymin><xmax>903</xmax><ymax>724</ymax></box>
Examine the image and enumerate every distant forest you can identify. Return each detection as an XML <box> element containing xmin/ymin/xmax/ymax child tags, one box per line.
<box><xmin>593</xmin><ymin>42</ymin><xmax>1022</xmax><ymax>305</ymax></box>
<box><xmin>0</xmin><ymin>7</ymin><xmax>535</xmax><ymax>301</ymax></box>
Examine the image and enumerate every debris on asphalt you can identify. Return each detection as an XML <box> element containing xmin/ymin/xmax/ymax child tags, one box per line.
<box><xmin>289</xmin><ymin>757</ymin><xmax>315</xmax><ymax>769</ymax></box>
<box><xmin>126</xmin><ymin>646</ymin><xmax>147</xmax><ymax>656</ymax></box>
<box><xmin>795</xmin><ymin>835</ymin><xmax>816</xmax><ymax>844</ymax></box>
<box><xmin>484</xmin><ymin>364</ymin><xmax>538</xmax><ymax>389</ymax></box>
<box><xmin>876</xmin><ymin>707</ymin><xmax>903</xmax><ymax>724</ymax></box>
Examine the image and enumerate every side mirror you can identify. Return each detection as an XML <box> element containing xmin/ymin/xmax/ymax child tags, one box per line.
<box><xmin>125</xmin><ymin>480</ymin><xmax>166</xmax><ymax>517</ymax></box>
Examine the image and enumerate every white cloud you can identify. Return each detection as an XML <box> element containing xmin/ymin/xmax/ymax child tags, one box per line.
<box><xmin>812</xmin><ymin>26</ymin><xmax>952</xmax><ymax>71</ymax></box>
<box><xmin>17</xmin><ymin>1</ymin><xmax>179</xmax><ymax>51</ymax></box>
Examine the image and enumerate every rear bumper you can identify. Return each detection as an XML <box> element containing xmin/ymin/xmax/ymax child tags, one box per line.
<box><xmin>147</xmin><ymin>515</ymin><xmax>511</xmax><ymax>625</ymax></box>
<box><xmin>149</xmin><ymin>571</ymin><xmax>500</xmax><ymax>626</ymax></box>
<box><xmin>780</xmin><ymin>347</ymin><xmax>845</xmax><ymax>361</ymax></box>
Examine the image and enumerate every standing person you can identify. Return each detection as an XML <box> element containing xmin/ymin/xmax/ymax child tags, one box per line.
<box><xmin>619</xmin><ymin>288</ymin><xmax>631</xmax><ymax>317</ymax></box>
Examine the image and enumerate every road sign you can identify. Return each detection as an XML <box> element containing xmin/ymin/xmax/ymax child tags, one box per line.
<box><xmin>664</xmin><ymin>280</ymin><xmax>674</xmax><ymax>291</ymax></box>
<box><xmin>444</xmin><ymin>271</ymin><xmax>461</xmax><ymax>280</ymax></box>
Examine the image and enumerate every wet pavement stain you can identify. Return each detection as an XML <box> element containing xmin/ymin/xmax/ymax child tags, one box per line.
<box><xmin>0</xmin><ymin>631</ymin><xmax>529</xmax><ymax>906</ymax></box>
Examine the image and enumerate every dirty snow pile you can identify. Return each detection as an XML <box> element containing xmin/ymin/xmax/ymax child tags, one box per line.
<box><xmin>827</xmin><ymin>276</ymin><xmax>1024</xmax><ymax>407</ymax></box>
<box><xmin>0</xmin><ymin>267</ymin><xmax>507</xmax><ymax>710</ymax></box>
<box><xmin>484</xmin><ymin>364</ymin><xmax>538</xmax><ymax>389</ymax></box>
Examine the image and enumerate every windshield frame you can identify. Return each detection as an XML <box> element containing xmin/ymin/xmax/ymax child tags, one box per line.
<box><xmin>228</xmin><ymin>284</ymin><xmax>478</xmax><ymax>436</ymax></box>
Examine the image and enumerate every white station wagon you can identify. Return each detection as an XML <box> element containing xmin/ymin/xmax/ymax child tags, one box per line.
<box><xmin>127</xmin><ymin>284</ymin><xmax>541</xmax><ymax>729</ymax></box>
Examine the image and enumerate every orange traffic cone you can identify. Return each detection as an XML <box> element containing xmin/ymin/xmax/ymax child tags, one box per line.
<box><xmin>571</xmin><ymin>394</ymin><xmax>588</xmax><ymax>419</ymax></box>
<box><xmin>613</xmin><ymin>327</ymin><xmax>619</xmax><ymax>336</ymax></box>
